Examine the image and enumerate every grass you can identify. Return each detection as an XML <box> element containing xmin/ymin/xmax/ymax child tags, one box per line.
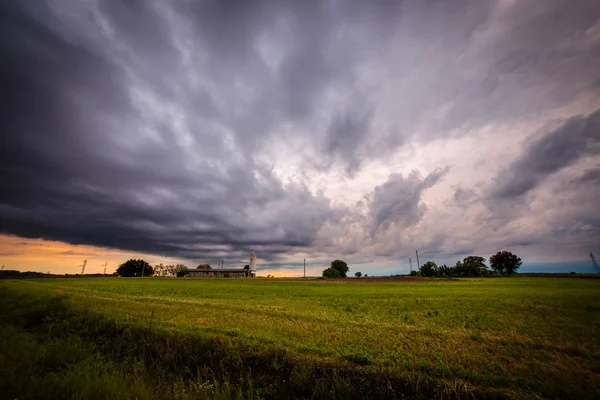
<box><xmin>0</xmin><ymin>277</ymin><xmax>599</xmax><ymax>399</ymax></box>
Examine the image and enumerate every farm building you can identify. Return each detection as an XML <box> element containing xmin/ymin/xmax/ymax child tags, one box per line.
<box><xmin>187</xmin><ymin>252</ymin><xmax>257</xmax><ymax>278</ymax></box>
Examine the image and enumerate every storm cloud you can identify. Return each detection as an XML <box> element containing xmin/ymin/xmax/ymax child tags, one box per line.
<box><xmin>490</xmin><ymin>109</ymin><xmax>600</xmax><ymax>201</ymax></box>
<box><xmin>1</xmin><ymin>0</ymin><xmax>599</xmax><ymax>269</ymax></box>
<box><xmin>370</xmin><ymin>167</ymin><xmax>450</xmax><ymax>234</ymax></box>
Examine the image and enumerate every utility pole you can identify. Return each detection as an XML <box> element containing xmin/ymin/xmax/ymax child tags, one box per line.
<box><xmin>1</xmin><ymin>264</ymin><xmax>5</xmax><ymax>271</ymax></box>
<box><xmin>103</xmin><ymin>262</ymin><xmax>108</xmax><ymax>276</ymax></box>
<box><xmin>409</xmin><ymin>257</ymin><xmax>412</xmax><ymax>273</ymax></box>
<box><xmin>141</xmin><ymin>261</ymin><xmax>146</xmax><ymax>277</ymax></box>
<box><xmin>80</xmin><ymin>259</ymin><xmax>87</xmax><ymax>275</ymax></box>
<box><xmin>304</xmin><ymin>258</ymin><xmax>306</xmax><ymax>278</ymax></box>
<box><xmin>416</xmin><ymin>250</ymin><xmax>420</xmax><ymax>270</ymax></box>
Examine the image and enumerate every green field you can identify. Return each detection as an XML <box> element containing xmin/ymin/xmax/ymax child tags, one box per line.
<box><xmin>1</xmin><ymin>277</ymin><xmax>599</xmax><ymax>399</ymax></box>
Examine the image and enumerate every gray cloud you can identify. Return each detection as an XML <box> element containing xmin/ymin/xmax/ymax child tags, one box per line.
<box><xmin>370</xmin><ymin>167</ymin><xmax>450</xmax><ymax>234</ymax></box>
<box><xmin>1</xmin><ymin>0</ymin><xmax>599</xmax><ymax>268</ymax></box>
<box><xmin>0</xmin><ymin>0</ymin><xmax>349</xmax><ymax>261</ymax></box>
<box><xmin>489</xmin><ymin>109</ymin><xmax>600</xmax><ymax>201</ymax></box>
<box><xmin>385</xmin><ymin>0</ymin><xmax>600</xmax><ymax>141</ymax></box>
<box><xmin>571</xmin><ymin>167</ymin><xmax>600</xmax><ymax>186</ymax></box>
<box><xmin>453</xmin><ymin>187</ymin><xmax>479</xmax><ymax>208</ymax></box>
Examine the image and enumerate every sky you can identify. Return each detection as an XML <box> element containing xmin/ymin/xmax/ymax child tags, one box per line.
<box><xmin>1</xmin><ymin>0</ymin><xmax>599</xmax><ymax>276</ymax></box>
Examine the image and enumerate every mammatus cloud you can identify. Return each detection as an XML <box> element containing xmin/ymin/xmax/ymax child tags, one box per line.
<box><xmin>1</xmin><ymin>0</ymin><xmax>599</xmax><ymax>269</ymax></box>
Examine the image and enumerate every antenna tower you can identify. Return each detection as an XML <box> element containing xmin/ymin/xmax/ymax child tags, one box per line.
<box><xmin>415</xmin><ymin>250</ymin><xmax>420</xmax><ymax>270</ymax></box>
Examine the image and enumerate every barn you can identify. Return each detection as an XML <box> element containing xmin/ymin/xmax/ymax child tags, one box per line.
<box><xmin>186</xmin><ymin>252</ymin><xmax>257</xmax><ymax>278</ymax></box>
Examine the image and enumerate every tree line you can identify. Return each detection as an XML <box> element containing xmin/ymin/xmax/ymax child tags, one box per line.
<box><xmin>116</xmin><ymin>260</ymin><xmax>216</xmax><ymax>277</ymax></box>
<box><xmin>414</xmin><ymin>251</ymin><xmax>522</xmax><ymax>277</ymax></box>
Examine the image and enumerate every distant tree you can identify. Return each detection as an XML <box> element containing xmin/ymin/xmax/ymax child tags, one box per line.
<box><xmin>153</xmin><ymin>263</ymin><xmax>166</xmax><ymax>276</ymax></box>
<box><xmin>116</xmin><ymin>259</ymin><xmax>153</xmax><ymax>277</ymax></box>
<box><xmin>364</xmin><ymin>274</ymin><xmax>368</xmax><ymax>277</ymax></box>
<box><xmin>461</xmin><ymin>256</ymin><xmax>489</xmax><ymax>277</ymax></box>
<box><xmin>243</xmin><ymin>264</ymin><xmax>250</xmax><ymax>270</ymax></box>
<box><xmin>437</xmin><ymin>264</ymin><xmax>455</xmax><ymax>277</ymax></box>
<box><xmin>322</xmin><ymin>267</ymin><xmax>341</xmax><ymax>278</ymax></box>
<box><xmin>175</xmin><ymin>264</ymin><xmax>189</xmax><ymax>277</ymax></box>
<box><xmin>355</xmin><ymin>271</ymin><xmax>362</xmax><ymax>278</ymax></box>
<box><xmin>419</xmin><ymin>261</ymin><xmax>438</xmax><ymax>277</ymax></box>
<box><xmin>330</xmin><ymin>260</ymin><xmax>349</xmax><ymax>278</ymax></box>
<box><xmin>490</xmin><ymin>251</ymin><xmax>522</xmax><ymax>275</ymax></box>
<box><xmin>409</xmin><ymin>270</ymin><xmax>418</xmax><ymax>276</ymax></box>
<box><xmin>197</xmin><ymin>263</ymin><xmax>212</xmax><ymax>269</ymax></box>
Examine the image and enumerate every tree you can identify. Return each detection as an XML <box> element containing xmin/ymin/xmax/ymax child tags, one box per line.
<box><xmin>461</xmin><ymin>256</ymin><xmax>489</xmax><ymax>277</ymax></box>
<box><xmin>322</xmin><ymin>267</ymin><xmax>341</xmax><ymax>278</ymax></box>
<box><xmin>330</xmin><ymin>260</ymin><xmax>349</xmax><ymax>278</ymax></box>
<box><xmin>419</xmin><ymin>261</ymin><xmax>438</xmax><ymax>277</ymax></box>
<box><xmin>243</xmin><ymin>264</ymin><xmax>250</xmax><ymax>270</ymax></box>
<box><xmin>437</xmin><ymin>264</ymin><xmax>455</xmax><ymax>277</ymax></box>
<box><xmin>116</xmin><ymin>259</ymin><xmax>153</xmax><ymax>277</ymax></box>
<box><xmin>174</xmin><ymin>264</ymin><xmax>189</xmax><ymax>277</ymax></box>
<box><xmin>197</xmin><ymin>263</ymin><xmax>212</xmax><ymax>269</ymax></box>
<box><xmin>153</xmin><ymin>263</ymin><xmax>166</xmax><ymax>276</ymax></box>
<box><xmin>355</xmin><ymin>271</ymin><xmax>362</xmax><ymax>278</ymax></box>
<box><xmin>490</xmin><ymin>251</ymin><xmax>522</xmax><ymax>275</ymax></box>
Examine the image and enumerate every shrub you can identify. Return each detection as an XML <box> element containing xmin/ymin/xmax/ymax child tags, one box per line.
<box><xmin>322</xmin><ymin>268</ymin><xmax>341</xmax><ymax>278</ymax></box>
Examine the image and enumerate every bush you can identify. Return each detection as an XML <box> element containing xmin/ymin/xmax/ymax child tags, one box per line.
<box><xmin>176</xmin><ymin>269</ymin><xmax>188</xmax><ymax>277</ymax></box>
<box><xmin>322</xmin><ymin>268</ymin><xmax>341</xmax><ymax>278</ymax></box>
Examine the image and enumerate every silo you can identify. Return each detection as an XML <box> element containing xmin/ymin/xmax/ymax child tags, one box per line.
<box><xmin>249</xmin><ymin>252</ymin><xmax>257</xmax><ymax>277</ymax></box>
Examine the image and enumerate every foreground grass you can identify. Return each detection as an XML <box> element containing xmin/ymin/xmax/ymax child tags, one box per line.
<box><xmin>1</xmin><ymin>277</ymin><xmax>599</xmax><ymax>399</ymax></box>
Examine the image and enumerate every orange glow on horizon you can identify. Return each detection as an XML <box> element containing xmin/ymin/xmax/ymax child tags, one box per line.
<box><xmin>0</xmin><ymin>234</ymin><xmax>304</xmax><ymax>277</ymax></box>
<box><xmin>0</xmin><ymin>234</ymin><xmax>183</xmax><ymax>275</ymax></box>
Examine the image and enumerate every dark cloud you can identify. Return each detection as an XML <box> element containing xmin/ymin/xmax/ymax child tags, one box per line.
<box><xmin>0</xmin><ymin>1</ymin><xmax>344</xmax><ymax>261</ymax></box>
<box><xmin>453</xmin><ymin>187</ymin><xmax>479</xmax><ymax>207</ymax></box>
<box><xmin>398</xmin><ymin>0</ymin><xmax>600</xmax><ymax>139</ymax></box>
<box><xmin>489</xmin><ymin>109</ymin><xmax>600</xmax><ymax>201</ymax></box>
<box><xmin>1</xmin><ymin>0</ymin><xmax>599</xmax><ymax>267</ymax></box>
<box><xmin>571</xmin><ymin>168</ymin><xmax>600</xmax><ymax>186</ymax></box>
<box><xmin>370</xmin><ymin>167</ymin><xmax>450</xmax><ymax>234</ymax></box>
